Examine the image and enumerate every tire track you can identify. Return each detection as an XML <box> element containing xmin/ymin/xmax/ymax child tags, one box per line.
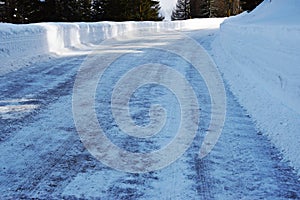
<box><xmin>0</xmin><ymin>29</ymin><xmax>300</xmax><ymax>199</ymax></box>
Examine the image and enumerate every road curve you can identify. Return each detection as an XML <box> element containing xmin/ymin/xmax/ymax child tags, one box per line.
<box><xmin>0</xmin><ymin>29</ymin><xmax>299</xmax><ymax>199</ymax></box>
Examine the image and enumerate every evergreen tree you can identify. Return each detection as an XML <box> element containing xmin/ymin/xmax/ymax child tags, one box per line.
<box><xmin>0</xmin><ymin>0</ymin><xmax>6</xmax><ymax>22</ymax></box>
<box><xmin>240</xmin><ymin>0</ymin><xmax>263</xmax><ymax>12</ymax></box>
<box><xmin>40</xmin><ymin>0</ymin><xmax>91</xmax><ymax>22</ymax></box>
<box><xmin>132</xmin><ymin>0</ymin><xmax>162</xmax><ymax>21</ymax></box>
<box><xmin>0</xmin><ymin>0</ymin><xmax>41</xmax><ymax>23</ymax></box>
<box><xmin>226</xmin><ymin>0</ymin><xmax>241</xmax><ymax>16</ymax></box>
<box><xmin>208</xmin><ymin>0</ymin><xmax>241</xmax><ymax>17</ymax></box>
<box><xmin>75</xmin><ymin>0</ymin><xmax>92</xmax><ymax>22</ymax></box>
<box><xmin>172</xmin><ymin>0</ymin><xmax>191</xmax><ymax>20</ymax></box>
<box><xmin>102</xmin><ymin>0</ymin><xmax>124</xmax><ymax>21</ymax></box>
<box><xmin>0</xmin><ymin>0</ymin><xmax>16</xmax><ymax>23</ymax></box>
<box><xmin>190</xmin><ymin>0</ymin><xmax>209</xmax><ymax>18</ymax></box>
<box><xmin>91</xmin><ymin>0</ymin><xmax>107</xmax><ymax>21</ymax></box>
<box><xmin>102</xmin><ymin>0</ymin><xmax>162</xmax><ymax>21</ymax></box>
<box><xmin>41</xmin><ymin>0</ymin><xmax>61</xmax><ymax>22</ymax></box>
<box><xmin>209</xmin><ymin>0</ymin><xmax>227</xmax><ymax>17</ymax></box>
<box><xmin>1</xmin><ymin>0</ymin><xmax>163</xmax><ymax>23</ymax></box>
<box><xmin>57</xmin><ymin>0</ymin><xmax>85</xmax><ymax>22</ymax></box>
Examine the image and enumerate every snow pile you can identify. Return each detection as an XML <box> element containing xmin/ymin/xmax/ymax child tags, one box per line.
<box><xmin>0</xmin><ymin>24</ymin><xmax>49</xmax><ymax>75</ymax></box>
<box><xmin>213</xmin><ymin>0</ymin><xmax>300</xmax><ymax>173</ymax></box>
<box><xmin>0</xmin><ymin>19</ymin><xmax>223</xmax><ymax>76</ymax></box>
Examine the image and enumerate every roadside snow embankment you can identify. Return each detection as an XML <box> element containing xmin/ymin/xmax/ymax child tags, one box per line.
<box><xmin>0</xmin><ymin>19</ymin><xmax>223</xmax><ymax>76</ymax></box>
<box><xmin>0</xmin><ymin>24</ymin><xmax>48</xmax><ymax>75</ymax></box>
<box><xmin>213</xmin><ymin>0</ymin><xmax>300</xmax><ymax>174</ymax></box>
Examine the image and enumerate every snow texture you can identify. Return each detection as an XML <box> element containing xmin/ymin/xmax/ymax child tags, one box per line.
<box><xmin>0</xmin><ymin>1</ymin><xmax>299</xmax><ymax>197</ymax></box>
<box><xmin>0</xmin><ymin>19</ymin><xmax>223</xmax><ymax>76</ymax></box>
<box><xmin>212</xmin><ymin>0</ymin><xmax>300</xmax><ymax>174</ymax></box>
<box><xmin>1</xmin><ymin>28</ymin><xmax>299</xmax><ymax>198</ymax></box>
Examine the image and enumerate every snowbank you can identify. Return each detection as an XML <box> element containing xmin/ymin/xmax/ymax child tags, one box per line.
<box><xmin>0</xmin><ymin>18</ymin><xmax>223</xmax><ymax>76</ymax></box>
<box><xmin>213</xmin><ymin>0</ymin><xmax>300</xmax><ymax>173</ymax></box>
<box><xmin>0</xmin><ymin>24</ymin><xmax>49</xmax><ymax>75</ymax></box>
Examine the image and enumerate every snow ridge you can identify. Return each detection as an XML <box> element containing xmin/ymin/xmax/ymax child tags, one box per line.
<box><xmin>0</xmin><ymin>19</ymin><xmax>223</xmax><ymax>76</ymax></box>
<box><xmin>213</xmin><ymin>0</ymin><xmax>300</xmax><ymax>174</ymax></box>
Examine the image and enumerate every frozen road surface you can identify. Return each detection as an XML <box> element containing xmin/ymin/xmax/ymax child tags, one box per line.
<box><xmin>0</xmin><ymin>29</ymin><xmax>300</xmax><ymax>199</ymax></box>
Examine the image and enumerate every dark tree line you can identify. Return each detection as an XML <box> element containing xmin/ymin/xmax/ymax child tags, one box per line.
<box><xmin>172</xmin><ymin>0</ymin><xmax>264</xmax><ymax>20</ymax></box>
<box><xmin>171</xmin><ymin>0</ymin><xmax>191</xmax><ymax>20</ymax></box>
<box><xmin>100</xmin><ymin>0</ymin><xmax>162</xmax><ymax>21</ymax></box>
<box><xmin>0</xmin><ymin>0</ymin><xmax>163</xmax><ymax>23</ymax></box>
<box><xmin>240</xmin><ymin>0</ymin><xmax>264</xmax><ymax>12</ymax></box>
<box><xmin>0</xmin><ymin>0</ymin><xmax>264</xmax><ymax>23</ymax></box>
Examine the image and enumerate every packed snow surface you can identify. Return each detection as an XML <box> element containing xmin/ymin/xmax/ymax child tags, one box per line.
<box><xmin>0</xmin><ymin>1</ymin><xmax>299</xmax><ymax>198</ymax></box>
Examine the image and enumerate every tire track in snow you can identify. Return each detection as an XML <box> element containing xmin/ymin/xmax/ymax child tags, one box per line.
<box><xmin>0</xmin><ymin>56</ymin><xmax>87</xmax><ymax>198</ymax></box>
<box><xmin>0</xmin><ymin>56</ymin><xmax>85</xmax><ymax>141</ymax></box>
<box><xmin>0</xmin><ymin>29</ymin><xmax>300</xmax><ymax>199</ymax></box>
<box><xmin>188</xmin><ymin>29</ymin><xmax>300</xmax><ymax>199</ymax></box>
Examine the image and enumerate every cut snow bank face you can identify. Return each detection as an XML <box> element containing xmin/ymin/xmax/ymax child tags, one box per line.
<box><xmin>214</xmin><ymin>0</ymin><xmax>300</xmax><ymax>174</ymax></box>
<box><xmin>0</xmin><ymin>24</ymin><xmax>49</xmax><ymax>75</ymax></box>
<box><xmin>229</xmin><ymin>0</ymin><xmax>300</xmax><ymax>25</ymax></box>
<box><xmin>0</xmin><ymin>18</ymin><xmax>224</xmax><ymax>76</ymax></box>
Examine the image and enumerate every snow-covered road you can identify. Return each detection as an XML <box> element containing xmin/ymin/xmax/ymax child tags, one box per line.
<box><xmin>0</xmin><ymin>29</ymin><xmax>300</xmax><ymax>199</ymax></box>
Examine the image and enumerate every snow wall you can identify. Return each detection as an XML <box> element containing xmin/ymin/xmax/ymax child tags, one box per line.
<box><xmin>213</xmin><ymin>0</ymin><xmax>300</xmax><ymax>174</ymax></box>
<box><xmin>0</xmin><ymin>19</ymin><xmax>223</xmax><ymax>76</ymax></box>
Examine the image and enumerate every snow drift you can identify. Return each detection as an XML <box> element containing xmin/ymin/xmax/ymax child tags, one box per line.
<box><xmin>213</xmin><ymin>0</ymin><xmax>300</xmax><ymax>174</ymax></box>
